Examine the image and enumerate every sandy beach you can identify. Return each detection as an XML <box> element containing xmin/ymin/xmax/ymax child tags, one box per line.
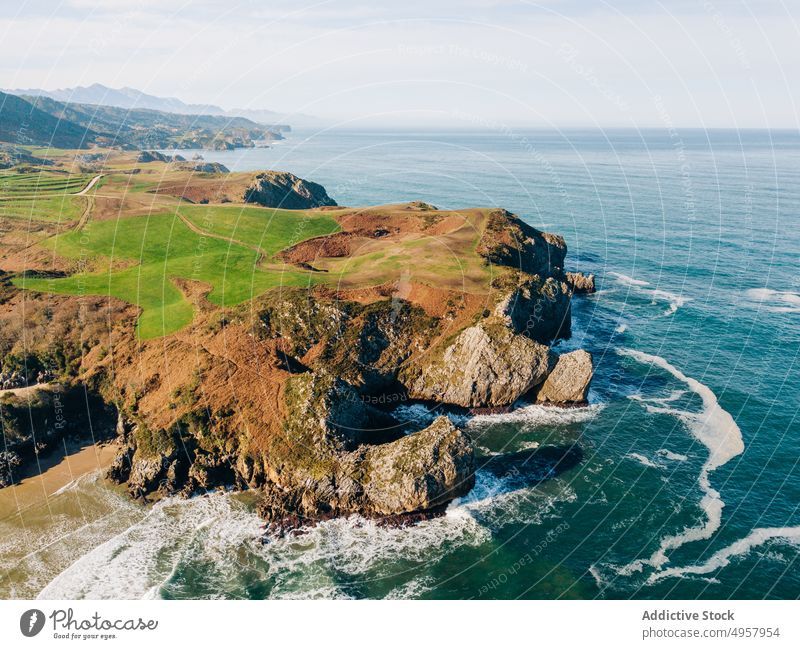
<box><xmin>0</xmin><ymin>442</ymin><xmax>120</xmax><ymax>521</ymax></box>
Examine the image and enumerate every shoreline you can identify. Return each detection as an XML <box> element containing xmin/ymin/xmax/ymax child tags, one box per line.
<box><xmin>0</xmin><ymin>441</ymin><xmax>120</xmax><ymax>521</ymax></box>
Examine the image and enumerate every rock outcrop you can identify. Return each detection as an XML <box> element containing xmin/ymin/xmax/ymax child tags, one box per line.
<box><xmin>406</xmin><ymin>319</ymin><xmax>553</xmax><ymax>408</ymax></box>
<box><xmin>493</xmin><ymin>274</ymin><xmax>572</xmax><ymax>344</ymax></box>
<box><xmin>174</xmin><ymin>161</ymin><xmax>230</xmax><ymax>174</ymax></box>
<box><xmin>258</xmin><ymin>416</ymin><xmax>474</xmax><ymax>522</ymax></box>
<box><xmin>137</xmin><ymin>150</ymin><xmax>186</xmax><ymax>163</ymax></box>
<box><xmin>477</xmin><ymin>209</ymin><xmax>566</xmax><ymax>277</ymax></box>
<box><xmin>244</xmin><ymin>171</ymin><xmax>337</xmax><ymax>209</ymax></box>
<box><xmin>534</xmin><ymin>349</ymin><xmax>593</xmax><ymax>404</ymax></box>
<box><xmin>360</xmin><ymin>416</ymin><xmax>474</xmax><ymax>515</ymax></box>
<box><xmin>566</xmin><ymin>271</ymin><xmax>596</xmax><ymax>294</ymax></box>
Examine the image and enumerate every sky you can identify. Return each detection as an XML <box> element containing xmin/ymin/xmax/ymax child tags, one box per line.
<box><xmin>1</xmin><ymin>0</ymin><xmax>798</xmax><ymax>128</ymax></box>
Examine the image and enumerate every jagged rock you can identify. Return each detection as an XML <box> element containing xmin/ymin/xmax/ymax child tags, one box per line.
<box><xmin>494</xmin><ymin>274</ymin><xmax>572</xmax><ymax>344</ymax></box>
<box><xmin>244</xmin><ymin>171</ymin><xmax>337</xmax><ymax>209</ymax></box>
<box><xmin>566</xmin><ymin>271</ymin><xmax>595</xmax><ymax>294</ymax></box>
<box><xmin>282</xmin><ymin>371</ymin><xmax>373</xmax><ymax>450</ymax></box>
<box><xmin>106</xmin><ymin>443</ymin><xmax>134</xmax><ymax>483</ymax></box>
<box><xmin>0</xmin><ymin>451</ymin><xmax>22</xmax><ymax>488</ymax></box>
<box><xmin>257</xmin><ymin>416</ymin><xmax>474</xmax><ymax>522</ymax></box>
<box><xmin>126</xmin><ymin>451</ymin><xmax>171</xmax><ymax>496</ymax></box>
<box><xmin>172</xmin><ymin>161</ymin><xmax>229</xmax><ymax>174</ymax></box>
<box><xmin>406</xmin><ymin>319</ymin><xmax>553</xmax><ymax>408</ymax></box>
<box><xmin>360</xmin><ymin>416</ymin><xmax>474</xmax><ymax>515</ymax></box>
<box><xmin>535</xmin><ymin>349</ymin><xmax>593</xmax><ymax>404</ymax></box>
<box><xmin>137</xmin><ymin>151</ymin><xmax>188</xmax><ymax>164</ymax></box>
<box><xmin>136</xmin><ymin>150</ymin><xmax>171</xmax><ymax>163</ymax></box>
<box><xmin>477</xmin><ymin>209</ymin><xmax>566</xmax><ymax>277</ymax></box>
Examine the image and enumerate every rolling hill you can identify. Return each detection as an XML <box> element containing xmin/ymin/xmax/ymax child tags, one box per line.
<box><xmin>0</xmin><ymin>91</ymin><xmax>106</xmax><ymax>149</ymax></box>
<box><xmin>0</xmin><ymin>90</ymin><xmax>283</xmax><ymax>150</ymax></box>
<box><xmin>3</xmin><ymin>83</ymin><xmax>304</xmax><ymax>129</ymax></box>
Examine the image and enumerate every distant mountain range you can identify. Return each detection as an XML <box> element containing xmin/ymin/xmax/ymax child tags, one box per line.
<box><xmin>3</xmin><ymin>83</ymin><xmax>319</xmax><ymax>129</ymax></box>
<box><xmin>0</xmin><ymin>89</ymin><xmax>284</xmax><ymax>151</ymax></box>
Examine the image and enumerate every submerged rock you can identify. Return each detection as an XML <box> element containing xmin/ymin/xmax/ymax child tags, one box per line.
<box><xmin>534</xmin><ymin>349</ymin><xmax>593</xmax><ymax>404</ymax></box>
<box><xmin>244</xmin><ymin>171</ymin><xmax>337</xmax><ymax>209</ymax></box>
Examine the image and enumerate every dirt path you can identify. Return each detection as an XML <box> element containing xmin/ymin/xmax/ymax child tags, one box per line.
<box><xmin>175</xmin><ymin>210</ymin><xmax>267</xmax><ymax>259</ymax></box>
<box><xmin>73</xmin><ymin>174</ymin><xmax>103</xmax><ymax>196</ymax></box>
<box><xmin>69</xmin><ymin>174</ymin><xmax>103</xmax><ymax>230</ymax></box>
<box><xmin>0</xmin><ymin>383</ymin><xmax>50</xmax><ymax>398</ymax></box>
<box><xmin>15</xmin><ymin>176</ymin><xmax>102</xmax><ymax>253</ymax></box>
<box><xmin>73</xmin><ymin>194</ymin><xmax>95</xmax><ymax>231</ymax></box>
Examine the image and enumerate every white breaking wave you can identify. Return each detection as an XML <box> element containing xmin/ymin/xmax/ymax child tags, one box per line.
<box><xmin>740</xmin><ymin>288</ymin><xmax>800</xmax><ymax>314</ymax></box>
<box><xmin>625</xmin><ymin>453</ymin><xmax>661</xmax><ymax>469</ymax></box>
<box><xmin>393</xmin><ymin>401</ymin><xmax>604</xmax><ymax>433</ymax></box>
<box><xmin>616</xmin><ymin>348</ymin><xmax>744</xmax><ymax>576</ymax></box>
<box><xmin>465</xmin><ymin>402</ymin><xmax>604</xmax><ymax>430</ymax></box>
<box><xmin>656</xmin><ymin>449</ymin><xmax>689</xmax><ymax>462</ymax></box>
<box><xmin>608</xmin><ymin>272</ymin><xmax>690</xmax><ymax>316</ymax></box>
<box><xmin>37</xmin><ymin>493</ymin><xmax>263</xmax><ymax>599</ymax></box>
<box><xmin>608</xmin><ymin>272</ymin><xmax>650</xmax><ymax>287</ymax></box>
<box><xmin>649</xmin><ymin>526</ymin><xmax>800</xmax><ymax>583</ymax></box>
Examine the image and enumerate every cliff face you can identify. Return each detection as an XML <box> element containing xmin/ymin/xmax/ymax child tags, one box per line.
<box><xmin>405</xmin><ymin>319</ymin><xmax>553</xmax><ymax>408</ymax></box>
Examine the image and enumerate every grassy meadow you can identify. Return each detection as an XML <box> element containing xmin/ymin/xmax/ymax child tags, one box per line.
<box><xmin>17</xmin><ymin>212</ymin><xmax>334</xmax><ymax>339</ymax></box>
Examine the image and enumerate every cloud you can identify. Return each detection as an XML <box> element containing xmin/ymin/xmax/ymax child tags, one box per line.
<box><xmin>3</xmin><ymin>1</ymin><xmax>798</xmax><ymax>127</ymax></box>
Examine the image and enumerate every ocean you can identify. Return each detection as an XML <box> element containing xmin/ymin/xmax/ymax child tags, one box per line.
<box><xmin>2</xmin><ymin>128</ymin><xmax>799</xmax><ymax>599</ymax></box>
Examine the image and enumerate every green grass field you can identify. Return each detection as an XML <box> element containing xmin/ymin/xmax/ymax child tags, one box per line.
<box><xmin>177</xmin><ymin>204</ymin><xmax>341</xmax><ymax>257</ymax></box>
<box><xmin>15</xmin><ymin>211</ymin><xmax>334</xmax><ymax>338</ymax></box>
<box><xmin>0</xmin><ymin>195</ymin><xmax>84</xmax><ymax>222</ymax></box>
<box><xmin>0</xmin><ymin>172</ymin><xmax>92</xmax><ymax>196</ymax></box>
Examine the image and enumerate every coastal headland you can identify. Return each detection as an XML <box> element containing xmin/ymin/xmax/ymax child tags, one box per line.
<box><xmin>0</xmin><ymin>147</ymin><xmax>595</xmax><ymax>527</ymax></box>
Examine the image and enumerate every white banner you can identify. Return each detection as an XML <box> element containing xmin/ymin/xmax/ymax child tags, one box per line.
<box><xmin>0</xmin><ymin>600</ymin><xmax>797</xmax><ymax>648</ymax></box>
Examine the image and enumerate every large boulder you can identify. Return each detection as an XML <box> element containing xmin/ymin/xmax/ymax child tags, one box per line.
<box><xmin>535</xmin><ymin>349</ymin><xmax>593</xmax><ymax>404</ymax></box>
<box><xmin>257</xmin><ymin>416</ymin><xmax>475</xmax><ymax>522</ymax></box>
<box><xmin>406</xmin><ymin>319</ymin><xmax>553</xmax><ymax>408</ymax></box>
<box><xmin>360</xmin><ymin>416</ymin><xmax>474</xmax><ymax>515</ymax></box>
<box><xmin>244</xmin><ymin>171</ymin><xmax>337</xmax><ymax>209</ymax></box>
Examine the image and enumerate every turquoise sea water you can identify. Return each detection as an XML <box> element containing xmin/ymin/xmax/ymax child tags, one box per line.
<box><xmin>9</xmin><ymin>128</ymin><xmax>800</xmax><ymax>599</ymax></box>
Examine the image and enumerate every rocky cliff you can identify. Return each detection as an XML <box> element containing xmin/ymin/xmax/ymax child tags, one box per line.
<box><xmin>244</xmin><ymin>171</ymin><xmax>337</xmax><ymax>209</ymax></box>
<box><xmin>98</xmin><ymin>207</ymin><xmax>594</xmax><ymax>524</ymax></box>
<box><xmin>1</xmin><ymin>179</ymin><xmax>594</xmax><ymax>527</ymax></box>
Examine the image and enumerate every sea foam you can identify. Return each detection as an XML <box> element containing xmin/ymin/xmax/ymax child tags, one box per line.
<box><xmin>740</xmin><ymin>288</ymin><xmax>800</xmax><ymax>314</ymax></box>
<box><xmin>648</xmin><ymin>526</ymin><xmax>800</xmax><ymax>583</ymax></box>
<box><xmin>393</xmin><ymin>401</ymin><xmax>604</xmax><ymax>433</ymax></box>
<box><xmin>608</xmin><ymin>272</ymin><xmax>690</xmax><ymax>316</ymax></box>
<box><xmin>616</xmin><ymin>348</ymin><xmax>744</xmax><ymax>576</ymax></box>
